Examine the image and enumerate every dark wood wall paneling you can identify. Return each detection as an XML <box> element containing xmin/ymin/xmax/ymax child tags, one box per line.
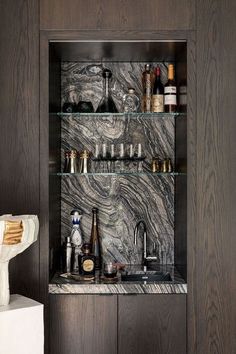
<box><xmin>118</xmin><ymin>295</ymin><xmax>186</xmax><ymax>354</ymax></box>
<box><xmin>50</xmin><ymin>295</ymin><xmax>118</xmax><ymax>354</ymax></box>
<box><xmin>40</xmin><ymin>0</ymin><xmax>195</xmax><ymax>30</ymax></box>
<box><xmin>189</xmin><ymin>1</ymin><xmax>236</xmax><ymax>353</ymax></box>
<box><xmin>0</xmin><ymin>1</ymin><xmax>40</xmax><ymax>300</ymax></box>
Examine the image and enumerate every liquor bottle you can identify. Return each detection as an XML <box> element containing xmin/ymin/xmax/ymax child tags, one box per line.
<box><xmin>96</xmin><ymin>69</ymin><xmax>118</xmax><ymax>113</ymax></box>
<box><xmin>164</xmin><ymin>64</ymin><xmax>177</xmax><ymax>113</ymax></box>
<box><xmin>68</xmin><ymin>150</ymin><xmax>78</xmax><ymax>174</ymax></box>
<box><xmin>62</xmin><ymin>236</ymin><xmax>72</xmax><ymax>273</ymax></box>
<box><xmin>90</xmin><ymin>207</ymin><xmax>101</xmax><ymax>269</ymax></box>
<box><xmin>142</xmin><ymin>64</ymin><xmax>153</xmax><ymax>113</ymax></box>
<box><xmin>179</xmin><ymin>79</ymin><xmax>187</xmax><ymax>112</ymax></box>
<box><xmin>70</xmin><ymin>210</ymin><xmax>83</xmax><ymax>273</ymax></box>
<box><xmin>80</xmin><ymin>243</ymin><xmax>95</xmax><ymax>279</ymax></box>
<box><xmin>152</xmin><ymin>67</ymin><xmax>164</xmax><ymax>112</ymax></box>
<box><xmin>123</xmin><ymin>88</ymin><xmax>140</xmax><ymax>112</ymax></box>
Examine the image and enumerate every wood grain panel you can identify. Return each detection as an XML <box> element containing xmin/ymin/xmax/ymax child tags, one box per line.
<box><xmin>193</xmin><ymin>1</ymin><xmax>236</xmax><ymax>353</ymax></box>
<box><xmin>118</xmin><ymin>295</ymin><xmax>186</xmax><ymax>354</ymax></box>
<box><xmin>40</xmin><ymin>0</ymin><xmax>195</xmax><ymax>31</ymax></box>
<box><xmin>50</xmin><ymin>295</ymin><xmax>117</xmax><ymax>354</ymax></box>
<box><xmin>0</xmin><ymin>0</ymin><xmax>39</xmax><ymax>300</ymax></box>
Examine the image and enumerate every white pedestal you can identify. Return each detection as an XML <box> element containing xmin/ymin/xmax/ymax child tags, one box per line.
<box><xmin>0</xmin><ymin>294</ymin><xmax>44</xmax><ymax>354</ymax></box>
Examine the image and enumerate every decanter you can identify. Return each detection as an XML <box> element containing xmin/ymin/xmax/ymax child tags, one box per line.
<box><xmin>123</xmin><ymin>88</ymin><xmax>140</xmax><ymax>112</ymax></box>
<box><xmin>96</xmin><ymin>69</ymin><xmax>118</xmax><ymax>113</ymax></box>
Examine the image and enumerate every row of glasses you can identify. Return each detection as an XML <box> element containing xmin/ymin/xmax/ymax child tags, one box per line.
<box><xmin>92</xmin><ymin>143</ymin><xmax>144</xmax><ymax>173</ymax></box>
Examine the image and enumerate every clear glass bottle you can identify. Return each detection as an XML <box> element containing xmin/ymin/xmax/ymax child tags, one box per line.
<box><xmin>70</xmin><ymin>210</ymin><xmax>83</xmax><ymax>273</ymax></box>
<box><xmin>142</xmin><ymin>64</ymin><xmax>153</xmax><ymax>113</ymax></box>
<box><xmin>96</xmin><ymin>69</ymin><xmax>118</xmax><ymax>113</ymax></box>
<box><xmin>123</xmin><ymin>88</ymin><xmax>140</xmax><ymax>112</ymax></box>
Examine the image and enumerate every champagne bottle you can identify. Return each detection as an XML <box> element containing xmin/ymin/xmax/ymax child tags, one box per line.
<box><xmin>152</xmin><ymin>67</ymin><xmax>164</xmax><ymax>112</ymax></box>
<box><xmin>164</xmin><ymin>64</ymin><xmax>177</xmax><ymax>113</ymax></box>
<box><xmin>90</xmin><ymin>208</ymin><xmax>101</xmax><ymax>269</ymax></box>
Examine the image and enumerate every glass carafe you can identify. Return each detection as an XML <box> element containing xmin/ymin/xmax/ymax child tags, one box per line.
<box><xmin>96</xmin><ymin>69</ymin><xmax>118</xmax><ymax>113</ymax></box>
<box><xmin>123</xmin><ymin>88</ymin><xmax>140</xmax><ymax>112</ymax></box>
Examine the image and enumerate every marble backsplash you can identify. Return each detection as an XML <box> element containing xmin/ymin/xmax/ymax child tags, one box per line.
<box><xmin>60</xmin><ymin>62</ymin><xmax>175</xmax><ymax>265</ymax></box>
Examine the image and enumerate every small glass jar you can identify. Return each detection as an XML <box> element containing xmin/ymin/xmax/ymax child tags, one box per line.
<box><xmin>123</xmin><ymin>88</ymin><xmax>140</xmax><ymax>113</ymax></box>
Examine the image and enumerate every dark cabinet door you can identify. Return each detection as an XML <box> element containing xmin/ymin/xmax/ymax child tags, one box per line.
<box><xmin>40</xmin><ymin>0</ymin><xmax>195</xmax><ymax>31</ymax></box>
<box><xmin>0</xmin><ymin>0</ymin><xmax>40</xmax><ymax>300</ymax></box>
<box><xmin>118</xmin><ymin>294</ymin><xmax>186</xmax><ymax>354</ymax></box>
<box><xmin>50</xmin><ymin>295</ymin><xmax>117</xmax><ymax>354</ymax></box>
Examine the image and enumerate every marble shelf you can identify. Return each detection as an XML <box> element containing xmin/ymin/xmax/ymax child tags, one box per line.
<box><xmin>49</xmin><ymin>265</ymin><xmax>187</xmax><ymax>295</ymax></box>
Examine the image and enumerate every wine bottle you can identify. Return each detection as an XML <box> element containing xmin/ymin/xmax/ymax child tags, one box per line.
<box><xmin>152</xmin><ymin>67</ymin><xmax>164</xmax><ymax>112</ymax></box>
<box><xmin>179</xmin><ymin>79</ymin><xmax>187</xmax><ymax>112</ymax></box>
<box><xmin>90</xmin><ymin>208</ymin><xmax>101</xmax><ymax>269</ymax></box>
<box><xmin>164</xmin><ymin>64</ymin><xmax>177</xmax><ymax>113</ymax></box>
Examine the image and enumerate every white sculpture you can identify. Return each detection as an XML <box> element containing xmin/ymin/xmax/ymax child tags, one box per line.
<box><xmin>0</xmin><ymin>214</ymin><xmax>39</xmax><ymax>306</ymax></box>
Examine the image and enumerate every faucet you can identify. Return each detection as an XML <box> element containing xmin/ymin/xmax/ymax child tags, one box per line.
<box><xmin>134</xmin><ymin>220</ymin><xmax>158</xmax><ymax>266</ymax></box>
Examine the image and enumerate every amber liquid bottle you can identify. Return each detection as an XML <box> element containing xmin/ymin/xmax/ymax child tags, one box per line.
<box><xmin>164</xmin><ymin>64</ymin><xmax>177</xmax><ymax>113</ymax></box>
<box><xmin>142</xmin><ymin>64</ymin><xmax>153</xmax><ymax>113</ymax></box>
<box><xmin>90</xmin><ymin>208</ymin><xmax>101</xmax><ymax>269</ymax></box>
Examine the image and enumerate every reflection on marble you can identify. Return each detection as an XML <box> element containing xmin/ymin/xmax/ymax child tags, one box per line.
<box><xmin>61</xmin><ymin>62</ymin><xmax>175</xmax><ymax>265</ymax></box>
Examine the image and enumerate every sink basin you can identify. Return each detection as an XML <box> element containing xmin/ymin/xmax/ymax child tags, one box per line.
<box><xmin>121</xmin><ymin>270</ymin><xmax>172</xmax><ymax>282</ymax></box>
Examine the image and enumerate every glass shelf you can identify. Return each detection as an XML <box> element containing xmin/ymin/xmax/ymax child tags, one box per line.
<box><xmin>51</xmin><ymin>172</ymin><xmax>186</xmax><ymax>177</ymax></box>
<box><xmin>54</xmin><ymin>112</ymin><xmax>185</xmax><ymax>118</ymax></box>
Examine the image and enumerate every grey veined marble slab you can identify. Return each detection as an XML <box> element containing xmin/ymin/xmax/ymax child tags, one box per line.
<box><xmin>49</xmin><ymin>282</ymin><xmax>187</xmax><ymax>295</ymax></box>
<box><xmin>60</xmin><ymin>62</ymin><xmax>175</xmax><ymax>265</ymax></box>
<box><xmin>49</xmin><ymin>266</ymin><xmax>187</xmax><ymax>295</ymax></box>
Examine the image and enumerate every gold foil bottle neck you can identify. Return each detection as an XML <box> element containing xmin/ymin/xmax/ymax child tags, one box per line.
<box><xmin>168</xmin><ymin>64</ymin><xmax>175</xmax><ymax>80</ymax></box>
<box><xmin>80</xmin><ymin>150</ymin><xmax>89</xmax><ymax>159</ymax></box>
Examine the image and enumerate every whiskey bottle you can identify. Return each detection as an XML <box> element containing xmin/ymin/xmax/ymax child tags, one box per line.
<box><xmin>152</xmin><ymin>67</ymin><xmax>164</xmax><ymax>112</ymax></box>
<box><xmin>90</xmin><ymin>207</ymin><xmax>101</xmax><ymax>269</ymax></box>
<box><xmin>80</xmin><ymin>243</ymin><xmax>95</xmax><ymax>279</ymax></box>
<box><xmin>164</xmin><ymin>64</ymin><xmax>177</xmax><ymax>113</ymax></box>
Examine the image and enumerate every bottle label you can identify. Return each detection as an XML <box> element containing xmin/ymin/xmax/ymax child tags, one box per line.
<box><xmin>164</xmin><ymin>95</ymin><xmax>177</xmax><ymax>105</ymax></box>
<box><xmin>146</xmin><ymin>74</ymin><xmax>151</xmax><ymax>97</ymax></box>
<box><xmin>142</xmin><ymin>95</ymin><xmax>151</xmax><ymax>113</ymax></box>
<box><xmin>179</xmin><ymin>94</ymin><xmax>187</xmax><ymax>106</ymax></box>
<box><xmin>179</xmin><ymin>86</ymin><xmax>187</xmax><ymax>94</ymax></box>
<box><xmin>164</xmin><ymin>86</ymin><xmax>177</xmax><ymax>94</ymax></box>
<box><xmin>83</xmin><ymin>259</ymin><xmax>94</xmax><ymax>272</ymax></box>
<box><xmin>152</xmin><ymin>95</ymin><xmax>164</xmax><ymax>112</ymax></box>
<box><xmin>179</xmin><ymin>86</ymin><xmax>187</xmax><ymax>106</ymax></box>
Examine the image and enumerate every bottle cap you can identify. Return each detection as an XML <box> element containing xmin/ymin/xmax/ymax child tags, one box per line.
<box><xmin>156</xmin><ymin>67</ymin><xmax>161</xmax><ymax>76</ymax></box>
<box><xmin>102</xmin><ymin>69</ymin><xmax>112</xmax><ymax>79</ymax></box>
<box><xmin>82</xmin><ymin>243</ymin><xmax>91</xmax><ymax>254</ymax></box>
<box><xmin>70</xmin><ymin>150</ymin><xmax>77</xmax><ymax>158</ymax></box>
<box><xmin>80</xmin><ymin>150</ymin><xmax>89</xmax><ymax>159</ymax></box>
<box><xmin>128</xmin><ymin>88</ymin><xmax>135</xmax><ymax>94</ymax></box>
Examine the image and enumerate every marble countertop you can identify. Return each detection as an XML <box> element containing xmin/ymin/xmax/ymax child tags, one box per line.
<box><xmin>49</xmin><ymin>265</ymin><xmax>187</xmax><ymax>295</ymax></box>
